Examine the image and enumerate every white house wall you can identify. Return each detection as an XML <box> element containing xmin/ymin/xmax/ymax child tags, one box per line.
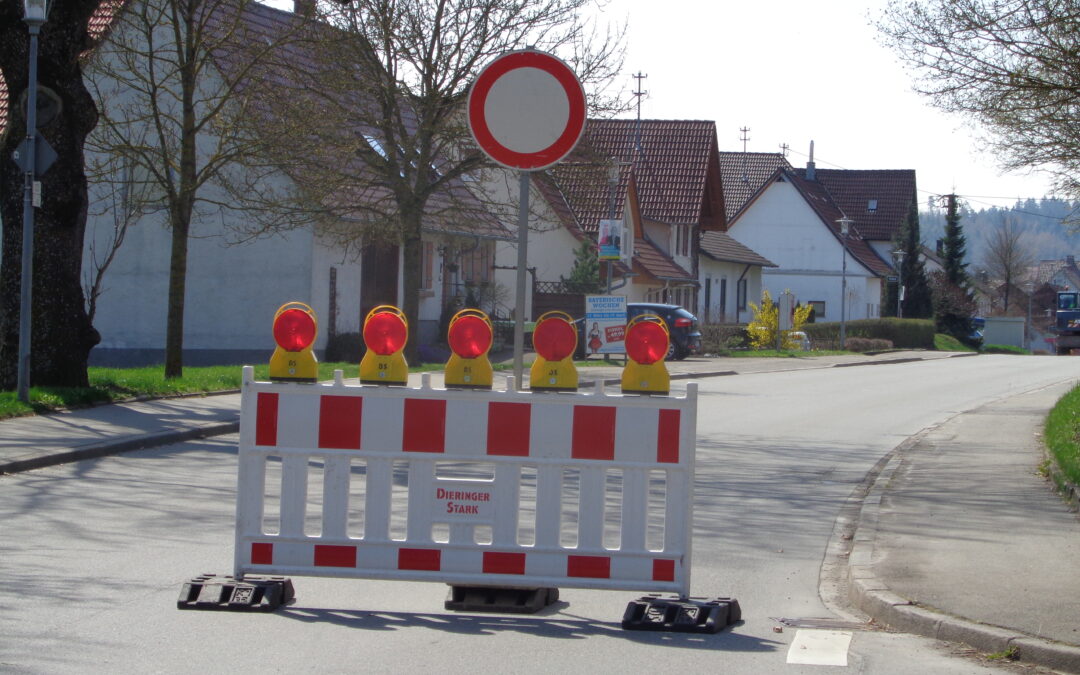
<box><xmin>698</xmin><ymin>258</ymin><xmax>763</xmax><ymax>324</ymax></box>
<box><xmin>728</xmin><ymin>179</ymin><xmax>878</xmax><ymax>322</ymax></box>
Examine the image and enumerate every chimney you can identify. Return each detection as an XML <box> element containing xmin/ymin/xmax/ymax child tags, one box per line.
<box><xmin>294</xmin><ymin>0</ymin><xmax>315</xmax><ymax>15</ymax></box>
<box><xmin>805</xmin><ymin>140</ymin><xmax>816</xmax><ymax>181</ymax></box>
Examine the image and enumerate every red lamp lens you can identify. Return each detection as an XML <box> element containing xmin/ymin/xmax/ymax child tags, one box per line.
<box><xmin>448</xmin><ymin>315</ymin><xmax>492</xmax><ymax>358</ymax></box>
<box><xmin>363</xmin><ymin>311</ymin><xmax>407</xmax><ymax>355</ymax></box>
<box><xmin>625</xmin><ymin>321</ymin><xmax>668</xmax><ymax>365</ymax></box>
<box><xmin>532</xmin><ymin>318</ymin><xmax>576</xmax><ymax>361</ymax></box>
<box><xmin>273</xmin><ymin>308</ymin><xmax>316</xmax><ymax>352</ymax></box>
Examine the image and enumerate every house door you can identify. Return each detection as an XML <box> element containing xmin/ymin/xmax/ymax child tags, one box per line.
<box><xmin>361</xmin><ymin>242</ymin><xmax>399</xmax><ymax>321</ymax></box>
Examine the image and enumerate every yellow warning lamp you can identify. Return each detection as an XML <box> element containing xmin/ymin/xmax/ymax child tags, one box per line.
<box><xmin>621</xmin><ymin>314</ymin><xmax>670</xmax><ymax>395</ymax></box>
<box><xmin>529</xmin><ymin>311</ymin><xmax>579</xmax><ymax>392</ymax></box>
<box><xmin>360</xmin><ymin>305</ymin><xmax>409</xmax><ymax>385</ymax></box>
<box><xmin>269</xmin><ymin>302</ymin><xmax>319</xmax><ymax>382</ymax></box>
<box><xmin>445</xmin><ymin>309</ymin><xmax>494</xmax><ymax>389</ymax></box>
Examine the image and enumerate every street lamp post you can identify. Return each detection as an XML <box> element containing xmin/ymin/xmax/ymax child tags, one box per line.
<box><xmin>838</xmin><ymin>217</ymin><xmax>852</xmax><ymax>350</ymax></box>
<box><xmin>892</xmin><ymin>248</ymin><xmax>906</xmax><ymax>319</ymax></box>
<box><xmin>17</xmin><ymin>0</ymin><xmax>49</xmax><ymax>403</ymax></box>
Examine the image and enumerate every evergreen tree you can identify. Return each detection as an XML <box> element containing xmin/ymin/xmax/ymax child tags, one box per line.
<box><xmin>942</xmin><ymin>194</ymin><xmax>970</xmax><ymax>287</ymax></box>
<box><xmin>899</xmin><ymin>201</ymin><xmax>934</xmax><ymax>319</ymax></box>
<box><xmin>562</xmin><ymin>240</ymin><xmax>602</xmax><ymax>294</ymax></box>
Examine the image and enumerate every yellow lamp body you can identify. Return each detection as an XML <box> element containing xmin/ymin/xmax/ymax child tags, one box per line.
<box><xmin>621</xmin><ymin>314</ymin><xmax>670</xmax><ymax>395</ymax></box>
<box><xmin>621</xmin><ymin>360</ymin><xmax>669</xmax><ymax>395</ymax></box>
<box><xmin>529</xmin><ymin>311</ymin><xmax>579</xmax><ymax>392</ymax></box>
<box><xmin>529</xmin><ymin>355</ymin><xmax>578</xmax><ymax>392</ymax></box>
<box><xmin>269</xmin><ymin>302</ymin><xmax>319</xmax><ymax>383</ymax></box>
<box><xmin>445</xmin><ymin>354</ymin><xmax>494</xmax><ymax>389</ymax></box>
<box><xmin>445</xmin><ymin>309</ymin><xmax>494</xmax><ymax>389</ymax></box>
<box><xmin>359</xmin><ymin>305</ymin><xmax>409</xmax><ymax>386</ymax></box>
<box><xmin>359</xmin><ymin>351</ymin><xmax>408</xmax><ymax>385</ymax></box>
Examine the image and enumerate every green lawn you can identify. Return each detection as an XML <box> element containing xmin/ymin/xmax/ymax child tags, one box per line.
<box><xmin>1045</xmin><ymin>384</ymin><xmax>1080</xmax><ymax>489</ymax></box>
<box><xmin>0</xmin><ymin>361</ymin><xmax>446</xmax><ymax>420</ymax></box>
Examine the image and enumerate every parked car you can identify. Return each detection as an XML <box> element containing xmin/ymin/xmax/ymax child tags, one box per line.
<box><xmin>574</xmin><ymin>302</ymin><xmax>702</xmax><ymax>361</ymax></box>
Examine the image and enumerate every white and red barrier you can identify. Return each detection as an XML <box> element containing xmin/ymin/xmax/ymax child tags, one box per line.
<box><xmin>234</xmin><ymin>367</ymin><xmax>698</xmax><ymax>597</ymax></box>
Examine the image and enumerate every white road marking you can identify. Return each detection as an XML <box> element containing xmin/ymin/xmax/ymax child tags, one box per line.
<box><xmin>786</xmin><ymin>629</ymin><xmax>853</xmax><ymax>667</ymax></box>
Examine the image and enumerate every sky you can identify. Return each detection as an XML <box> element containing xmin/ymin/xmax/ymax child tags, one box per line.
<box><xmin>602</xmin><ymin>0</ymin><xmax>1057</xmax><ymax>211</ymax></box>
<box><xmin>264</xmin><ymin>0</ymin><xmax>1058</xmax><ymax>211</ymax></box>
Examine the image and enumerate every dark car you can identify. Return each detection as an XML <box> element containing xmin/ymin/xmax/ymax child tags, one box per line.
<box><xmin>575</xmin><ymin>302</ymin><xmax>702</xmax><ymax>361</ymax></box>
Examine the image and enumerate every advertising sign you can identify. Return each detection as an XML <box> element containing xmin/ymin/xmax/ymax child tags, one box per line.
<box><xmin>584</xmin><ymin>294</ymin><xmax>627</xmax><ymax>355</ymax></box>
<box><xmin>598</xmin><ymin>218</ymin><xmax>623</xmax><ymax>261</ymax></box>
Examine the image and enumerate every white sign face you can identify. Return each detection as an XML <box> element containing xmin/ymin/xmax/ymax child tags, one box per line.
<box><xmin>467</xmin><ymin>50</ymin><xmax>586</xmax><ymax>171</ymax></box>
<box><xmin>484</xmin><ymin>67</ymin><xmax>570</xmax><ymax>154</ymax></box>
<box><xmin>584</xmin><ymin>294</ymin><xmax>627</xmax><ymax>355</ymax></box>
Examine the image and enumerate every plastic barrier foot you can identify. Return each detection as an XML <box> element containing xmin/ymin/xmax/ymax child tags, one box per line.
<box><xmin>621</xmin><ymin>595</ymin><xmax>741</xmax><ymax>633</ymax></box>
<box><xmin>177</xmin><ymin>574</ymin><xmax>295</xmax><ymax>612</ymax></box>
<box><xmin>445</xmin><ymin>586</ymin><xmax>559</xmax><ymax>614</ymax></box>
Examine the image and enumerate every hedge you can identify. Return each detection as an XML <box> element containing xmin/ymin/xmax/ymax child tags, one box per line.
<box><xmin>802</xmin><ymin>318</ymin><xmax>935</xmax><ymax>350</ymax></box>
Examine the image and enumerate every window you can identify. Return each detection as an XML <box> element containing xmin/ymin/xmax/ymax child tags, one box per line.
<box><xmin>737</xmin><ymin>279</ymin><xmax>748</xmax><ymax>310</ymax></box>
<box><xmin>867</xmin><ymin>199</ymin><xmax>878</xmax><ymax>213</ymax></box>
<box><xmin>460</xmin><ymin>241</ymin><xmax>493</xmax><ymax>284</ymax></box>
<box><xmin>808</xmin><ymin>301</ymin><xmax>825</xmax><ymax>323</ymax></box>
<box><xmin>719</xmin><ymin>278</ymin><xmax>727</xmax><ymax>318</ymax></box>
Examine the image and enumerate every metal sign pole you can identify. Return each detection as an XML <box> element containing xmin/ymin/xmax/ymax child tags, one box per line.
<box><xmin>512</xmin><ymin>171</ymin><xmax>529</xmax><ymax>389</ymax></box>
<box><xmin>17</xmin><ymin>23</ymin><xmax>41</xmax><ymax>403</ymax></box>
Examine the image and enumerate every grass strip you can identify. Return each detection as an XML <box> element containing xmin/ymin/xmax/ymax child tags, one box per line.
<box><xmin>1045</xmin><ymin>383</ymin><xmax>1080</xmax><ymax>488</ymax></box>
<box><xmin>0</xmin><ymin>361</ymin><xmax>447</xmax><ymax>420</ymax></box>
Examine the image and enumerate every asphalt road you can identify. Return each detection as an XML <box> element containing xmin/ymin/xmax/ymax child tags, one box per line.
<box><xmin>3</xmin><ymin>355</ymin><xmax>1078</xmax><ymax>673</ymax></box>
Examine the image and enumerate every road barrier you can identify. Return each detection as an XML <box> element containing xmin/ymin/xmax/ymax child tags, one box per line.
<box><xmin>231</xmin><ymin>369</ymin><xmax>697</xmax><ymax>597</ymax></box>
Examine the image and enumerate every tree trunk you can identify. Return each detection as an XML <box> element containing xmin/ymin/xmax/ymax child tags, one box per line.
<box><xmin>164</xmin><ymin>212</ymin><xmax>190</xmax><ymax>378</ymax></box>
<box><xmin>400</xmin><ymin>208</ymin><xmax>423</xmax><ymax>364</ymax></box>
<box><xmin>0</xmin><ymin>0</ymin><xmax>102</xmax><ymax>390</ymax></box>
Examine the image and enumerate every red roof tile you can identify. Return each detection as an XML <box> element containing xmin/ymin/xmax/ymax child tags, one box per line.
<box><xmin>700</xmin><ymin>231</ymin><xmax>776</xmax><ymax>267</ymax></box>
<box><xmin>718</xmin><ymin>151</ymin><xmax>792</xmax><ymax>221</ymax></box>
<box><xmin>794</xmin><ymin>168</ymin><xmax>917</xmax><ymax>242</ymax></box>
<box><xmin>632</xmin><ymin>237</ymin><xmax>695</xmax><ymax>283</ymax></box>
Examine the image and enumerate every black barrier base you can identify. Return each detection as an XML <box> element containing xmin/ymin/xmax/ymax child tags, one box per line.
<box><xmin>445</xmin><ymin>586</ymin><xmax>559</xmax><ymax>614</ymax></box>
<box><xmin>622</xmin><ymin>595</ymin><xmax>741</xmax><ymax>633</ymax></box>
<box><xmin>177</xmin><ymin>574</ymin><xmax>295</xmax><ymax>612</ymax></box>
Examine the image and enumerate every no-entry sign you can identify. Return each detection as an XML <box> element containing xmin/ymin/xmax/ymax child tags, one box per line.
<box><xmin>468</xmin><ymin>50</ymin><xmax>586</xmax><ymax>171</ymax></box>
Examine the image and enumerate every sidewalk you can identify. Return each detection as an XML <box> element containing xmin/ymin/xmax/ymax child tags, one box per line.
<box><xmin>5</xmin><ymin>349</ymin><xmax>1079</xmax><ymax>670</ymax></box>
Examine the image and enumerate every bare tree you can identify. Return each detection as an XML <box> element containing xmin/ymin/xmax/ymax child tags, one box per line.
<box><xmin>251</xmin><ymin>0</ymin><xmax>626</xmax><ymax>361</ymax></box>
<box><xmin>85</xmin><ymin>0</ymin><xmax>318</xmax><ymax>377</ymax></box>
<box><xmin>981</xmin><ymin>216</ymin><xmax>1036</xmax><ymax>313</ymax></box>
<box><xmin>877</xmin><ymin>0</ymin><xmax>1080</xmax><ymax>201</ymax></box>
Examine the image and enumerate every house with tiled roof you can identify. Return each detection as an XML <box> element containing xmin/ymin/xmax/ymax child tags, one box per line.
<box><xmin>511</xmin><ymin>118</ymin><xmax>773</xmax><ymax>320</ymax></box>
<box><xmin>723</xmin><ymin>153</ymin><xmax>907</xmax><ymax>324</ymax></box>
<box><xmin>19</xmin><ymin>0</ymin><xmax>511</xmax><ymax>365</ymax></box>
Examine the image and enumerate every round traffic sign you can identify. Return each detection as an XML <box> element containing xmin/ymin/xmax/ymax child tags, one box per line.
<box><xmin>468</xmin><ymin>50</ymin><xmax>586</xmax><ymax>171</ymax></box>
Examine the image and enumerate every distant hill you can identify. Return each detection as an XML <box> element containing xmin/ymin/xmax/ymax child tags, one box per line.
<box><xmin>919</xmin><ymin>198</ymin><xmax>1080</xmax><ymax>266</ymax></box>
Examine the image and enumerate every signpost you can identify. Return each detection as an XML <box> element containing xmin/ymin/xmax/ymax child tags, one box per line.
<box><xmin>468</xmin><ymin>50</ymin><xmax>586</xmax><ymax>388</ymax></box>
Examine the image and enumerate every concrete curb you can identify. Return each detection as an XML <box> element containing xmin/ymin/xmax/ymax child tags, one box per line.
<box><xmin>0</xmin><ymin>420</ymin><xmax>239</xmax><ymax>475</ymax></box>
<box><xmin>847</xmin><ymin>434</ymin><xmax>1080</xmax><ymax>673</ymax></box>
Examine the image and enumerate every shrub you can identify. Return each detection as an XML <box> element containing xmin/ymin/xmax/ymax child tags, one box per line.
<box><xmin>844</xmin><ymin>337</ymin><xmax>893</xmax><ymax>353</ymax></box>
<box><xmin>803</xmin><ymin>318</ymin><xmax>935</xmax><ymax>349</ymax></box>
<box><xmin>746</xmin><ymin>290</ymin><xmax>813</xmax><ymax>350</ymax></box>
<box><xmin>700</xmin><ymin>324</ymin><xmax>748</xmax><ymax>353</ymax></box>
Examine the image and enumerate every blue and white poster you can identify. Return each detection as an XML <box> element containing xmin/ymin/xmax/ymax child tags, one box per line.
<box><xmin>584</xmin><ymin>294</ymin><xmax>627</xmax><ymax>355</ymax></box>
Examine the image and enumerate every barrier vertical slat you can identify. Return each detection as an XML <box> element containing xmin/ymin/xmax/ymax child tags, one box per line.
<box><xmin>578</xmin><ymin>467</ymin><xmax>605</xmax><ymax>549</ymax></box>
<box><xmin>407</xmin><ymin>460</ymin><xmax>435</xmax><ymax>543</ymax></box>
<box><xmin>534</xmin><ymin>464</ymin><xmax>562</xmax><ymax>547</ymax></box>
<box><xmin>492</xmin><ymin>464</ymin><xmax>520</xmax><ymax>546</ymax></box>
<box><xmin>364</xmin><ymin>458</ymin><xmax>392</xmax><ymax>541</ymax></box>
<box><xmin>679</xmin><ymin>383</ymin><xmax>698</xmax><ymax>598</ymax></box>
<box><xmin>235</xmin><ymin>367</ymin><xmax>264</xmax><ymax>578</ymax></box>
<box><xmin>322</xmin><ymin>455</ymin><xmax>350</xmax><ymax>539</ymax></box>
<box><xmin>621</xmin><ymin>467</ymin><xmax>647</xmax><ymax>552</ymax></box>
<box><xmin>280</xmin><ymin>454</ymin><xmax>309</xmax><ymax>537</ymax></box>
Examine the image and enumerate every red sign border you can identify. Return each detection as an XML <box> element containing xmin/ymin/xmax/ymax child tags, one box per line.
<box><xmin>468</xmin><ymin>50</ymin><xmax>586</xmax><ymax>171</ymax></box>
